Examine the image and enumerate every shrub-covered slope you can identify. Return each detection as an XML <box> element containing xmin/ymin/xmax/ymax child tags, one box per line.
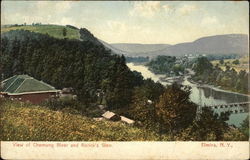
<box><xmin>0</xmin><ymin>100</ymin><xmax>160</xmax><ymax>141</ymax></box>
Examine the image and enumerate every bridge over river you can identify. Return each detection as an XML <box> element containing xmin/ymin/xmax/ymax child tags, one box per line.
<box><xmin>205</xmin><ymin>102</ymin><xmax>250</xmax><ymax>114</ymax></box>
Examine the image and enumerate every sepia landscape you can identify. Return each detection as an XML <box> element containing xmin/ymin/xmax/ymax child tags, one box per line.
<box><xmin>0</xmin><ymin>1</ymin><xmax>249</xmax><ymax>141</ymax></box>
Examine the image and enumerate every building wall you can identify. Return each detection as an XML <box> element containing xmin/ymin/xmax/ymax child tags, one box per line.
<box><xmin>110</xmin><ymin>115</ymin><xmax>121</xmax><ymax>121</ymax></box>
<box><xmin>9</xmin><ymin>92</ymin><xmax>57</xmax><ymax>104</ymax></box>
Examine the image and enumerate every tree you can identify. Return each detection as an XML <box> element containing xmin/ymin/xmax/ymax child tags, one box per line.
<box><xmin>239</xmin><ymin>116</ymin><xmax>249</xmax><ymax>140</ymax></box>
<box><xmin>219</xmin><ymin>59</ymin><xmax>224</xmax><ymax>64</ymax></box>
<box><xmin>173</xmin><ymin>64</ymin><xmax>184</xmax><ymax>75</ymax></box>
<box><xmin>128</xmin><ymin>86</ymin><xmax>158</xmax><ymax>130</ymax></box>
<box><xmin>105</xmin><ymin>55</ymin><xmax>136</xmax><ymax>109</ymax></box>
<box><xmin>192</xmin><ymin>57</ymin><xmax>213</xmax><ymax>76</ymax></box>
<box><xmin>223</xmin><ymin>127</ymin><xmax>246</xmax><ymax>141</ymax></box>
<box><xmin>62</xmin><ymin>28</ymin><xmax>67</xmax><ymax>37</ymax></box>
<box><xmin>232</xmin><ymin>59</ymin><xmax>240</xmax><ymax>65</ymax></box>
<box><xmin>236</xmin><ymin>70</ymin><xmax>248</xmax><ymax>93</ymax></box>
<box><xmin>126</xmin><ymin>79</ymin><xmax>164</xmax><ymax>131</ymax></box>
<box><xmin>155</xmin><ymin>83</ymin><xmax>197</xmax><ymax>135</ymax></box>
<box><xmin>177</xmin><ymin>107</ymin><xmax>230</xmax><ymax>141</ymax></box>
<box><xmin>147</xmin><ymin>56</ymin><xmax>178</xmax><ymax>75</ymax></box>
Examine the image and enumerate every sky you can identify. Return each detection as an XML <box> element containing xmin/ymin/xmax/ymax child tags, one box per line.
<box><xmin>1</xmin><ymin>1</ymin><xmax>249</xmax><ymax>44</ymax></box>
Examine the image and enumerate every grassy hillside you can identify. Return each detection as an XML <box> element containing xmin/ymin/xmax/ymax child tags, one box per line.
<box><xmin>1</xmin><ymin>25</ymin><xmax>80</xmax><ymax>40</ymax></box>
<box><xmin>211</xmin><ymin>56</ymin><xmax>249</xmax><ymax>72</ymax></box>
<box><xmin>0</xmin><ymin>99</ymin><xmax>162</xmax><ymax>141</ymax></box>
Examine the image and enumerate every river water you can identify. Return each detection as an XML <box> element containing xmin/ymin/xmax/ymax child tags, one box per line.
<box><xmin>127</xmin><ymin>63</ymin><xmax>249</xmax><ymax>127</ymax></box>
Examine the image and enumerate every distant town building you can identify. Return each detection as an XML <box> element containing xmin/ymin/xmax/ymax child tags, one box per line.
<box><xmin>98</xmin><ymin>104</ymin><xmax>106</xmax><ymax>110</ymax></box>
<box><xmin>147</xmin><ymin>99</ymin><xmax>153</xmax><ymax>104</ymax></box>
<box><xmin>60</xmin><ymin>87</ymin><xmax>76</xmax><ymax>99</ymax></box>
<box><xmin>0</xmin><ymin>75</ymin><xmax>60</xmax><ymax>104</ymax></box>
<box><xmin>61</xmin><ymin>87</ymin><xmax>73</xmax><ymax>94</ymax></box>
<box><xmin>102</xmin><ymin>111</ymin><xmax>121</xmax><ymax>121</ymax></box>
<box><xmin>120</xmin><ymin>116</ymin><xmax>135</xmax><ymax>124</ymax></box>
<box><xmin>93</xmin><ymin>117</ymin><xmax>104</xmax><ymax>121</ymax></box>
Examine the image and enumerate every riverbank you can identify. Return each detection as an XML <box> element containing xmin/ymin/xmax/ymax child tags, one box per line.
<box><xmin>188</xmin><ymin>77</ymin><xmax>250</xmax><ymax>98</ymax></box>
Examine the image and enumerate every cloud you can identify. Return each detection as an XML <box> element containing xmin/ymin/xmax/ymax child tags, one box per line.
<box><xmin>54</xmin><ymin>1</ymin><xmax>72</xmax><ymax>13</ymax></box>
<box><xmin>129</xmin><ymin>1</ymin><xmax>161</xmax><ymax>18</ymax></box>
<box><xmin>161</xmin><ymin>4</ymin><xmax>199</xmax><ymax>16</ymax></box>
<box><xmin>58</xmin><ymin>17</ymin><xmax>77</xmax><ymax>26</ymax></box>
<box><xmin>162</xmin><ymin>4</ymin><xmax>175</xmax><ymax>14</ymax></box>
<box><xmin>36</xmin><ymin>1</ymin><xmax>72</xmax><ymax>14</ymax></box>
<box><xmin>106</xmin><ymin>20</ymin><xmax>141</xmax><ymax>35</ymax></box>
<box><xmin>177</xmin><ymin>4</ymin><xmax>198</xmax><ymax>15</ymax></box>
<box><xmin>2</xmin><ymin>1</ymin><xmax>74</xmax><ymax>25</ymax></box>
<box><xmin>201</xmin><ymin>16</ymin><xmax>218</xmax><ymax>25</ymax></box>
<box><xmin>98</xmin><ymin>20</ymin><xmax>158</xmax><ymax>43</ymax></box>
<box><xmin>107</xmin><ymin>21</ymin><xmax>126</xmax><ymax>33</ymax></box>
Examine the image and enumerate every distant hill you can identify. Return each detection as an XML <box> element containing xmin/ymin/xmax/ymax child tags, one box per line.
<box><xmin>146</xmin><ymin>34</ymin><xmax>249</xmax><ymax>57</ymax></box>
<box><xmin>110</xmin><ymin>43</ymin><xmax>170</xmax><ymax>54</ymax></box>
<box><xmin>98</xmin><ymin>39</ymin><xmax>129</xmax><ymax>55</ymax></box>
<box><xmin>101</xmin><ymin>34</ymin><xmax>249</xmax><ymax>57</ymax></box>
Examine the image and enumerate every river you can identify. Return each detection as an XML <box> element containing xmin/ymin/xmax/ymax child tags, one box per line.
<box><xmin>127</xmin><ymin>62</ymin><xmax>249</xmax><ymax>127</ymax></box>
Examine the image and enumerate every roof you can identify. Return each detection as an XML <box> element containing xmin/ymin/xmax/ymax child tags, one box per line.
<box><xmin>102</xmin><ymin>111</ymin><xmax>117</xmax><ymax>119</ymax></box>
<box><xmin>120</xmin><ymin>116</ymin><xmax>135</xmax><ymax>124</ymax></box>
<box><xmin>1</xmin><ymin>75</ymin><xmax>59</xmax><ymax>95</ymax></box>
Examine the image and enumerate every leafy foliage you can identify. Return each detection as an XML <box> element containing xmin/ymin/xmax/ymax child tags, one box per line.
<box><xmin>219</xmin><ymin>59</ymin><xmax>224</xmax><ymax>64</ymax></box>
<box><xmin>147</xmin><ymin>56</ymin><xmax>185</xmax><ymax>75</ymax></box>
<box><xmin>125</xmin><ymin>79</ymin><xmax>165</xmax><ymax>130</ymax></box>
<box><xmin>232</xmin><ymin>59</ymin><xmax>240</xmax><ymax>65</ymax></box>
<box><xmin>192</xmin><ymin>57</ymin><xmax>213</xmax><ymax>76</ymax></box>
<box><xmin>239</xmin><ymin>116</ymin><xmax>249</xmax><ymax>140</ymax></box>
<box><xmin>176</xmin><ymin>107</ymin><xmax>231</xmax><ymax>141</ymax></box>
<box><xmin>41</xmin><ymin>97</ymin><xmax>85</xmax><ymax>113</ymax></box>
<box><xmin>155</xmin><ymin>83</ymin><xmax>197</xmax><ymax>134</ymax></box>
<box><xmin>62</xmin><ymin>28</ymin><xmax>67</xmax><ymax>37</ymax></box>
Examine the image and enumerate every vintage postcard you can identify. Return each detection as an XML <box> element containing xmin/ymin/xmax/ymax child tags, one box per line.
<box><xmin>0</xmin><ymin>1</ymin><xmax>249</xmax><ymax>159</ymax></box>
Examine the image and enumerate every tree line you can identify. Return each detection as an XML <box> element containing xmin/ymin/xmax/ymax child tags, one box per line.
<box><xmin>147</xmin><ymin>56</ymin><xmax>185</xmax><ymax>76</ymax></box>
<box><xmin>192</xmin><ymin>57</ymin><xmax>249</xmax><ymax>94</ymax></box>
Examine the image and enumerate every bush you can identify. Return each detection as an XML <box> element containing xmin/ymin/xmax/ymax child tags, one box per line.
<box><xmin>41</xmin><ymin>97</ymin><xmax>85</xmax><ymax>113</ymax></box>
<box><xmin>232</xmin><ymin>59</ymin><xmax>240</xmax><ymax>65</ymax></box>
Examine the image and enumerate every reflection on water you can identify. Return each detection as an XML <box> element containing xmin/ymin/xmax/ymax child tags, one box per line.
<box><xmin>127</xmin><ymin>63</ymin><xmax>249</xmax><ymax>127</ymax></box>
<box><xmin>203</xmin><ymin>87</ymin><xmax>249</xmax><ymax>103</ymax></box>
<box><xmin>182</xmin><ymin>79</ymin><xmax>250</xmax><ymax>106</ymax></box>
